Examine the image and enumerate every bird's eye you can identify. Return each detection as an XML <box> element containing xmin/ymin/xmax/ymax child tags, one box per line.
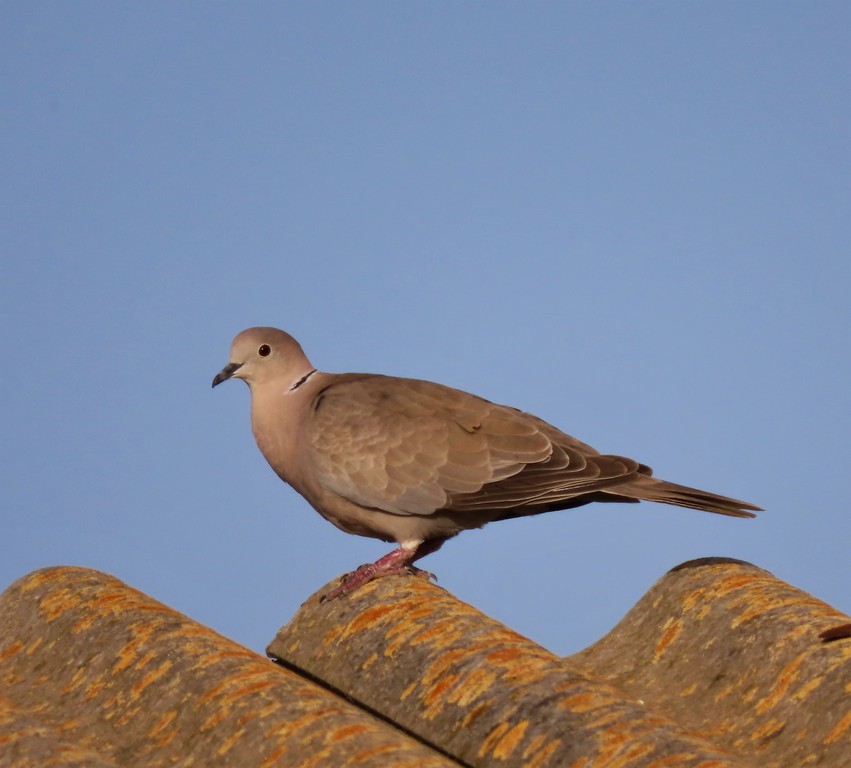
<box><xmin>258</xmin><ymin>344</ymin><xmax>271</xmax><ymax>357</ymax></box>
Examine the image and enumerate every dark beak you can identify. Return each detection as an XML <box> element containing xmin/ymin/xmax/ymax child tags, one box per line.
<box><xmin>212</xmin><ymin>362</ymin><xmax>243</xmax><ymax>388</ymax></box>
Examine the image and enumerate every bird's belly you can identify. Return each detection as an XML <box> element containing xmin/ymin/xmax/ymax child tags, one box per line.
<box><xmin>303</xmin><ymin>485</ymin><xmax>470</xmax><ymax>545</ymax></box>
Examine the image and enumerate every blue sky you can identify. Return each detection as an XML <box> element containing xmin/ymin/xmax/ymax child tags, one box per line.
<box><xmin>3</xmin><ymin>3</ymin><xmax>849</xmax><ymax>654</ymax></box>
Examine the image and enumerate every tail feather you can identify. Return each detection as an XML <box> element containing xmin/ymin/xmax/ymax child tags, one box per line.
<box><xmin>610</xmin><ymin>476</ymin><xmax>761</xmax><ymax>518</ymax></box>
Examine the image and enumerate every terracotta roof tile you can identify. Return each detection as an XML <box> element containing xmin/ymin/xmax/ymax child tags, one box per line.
<box><xmin>569</xmin><ymin>558</ymin><xmax>851</xmax><ymax>767</ymax></box>
<box><xmin>0</xmin><ymin>567</ymin><xmax>457</xmax><ymax>768</ymax></box>
<box><xmin>1</xmin><ymin>560</ymin><xmax>848</xmax><ymax>767</ymax></box>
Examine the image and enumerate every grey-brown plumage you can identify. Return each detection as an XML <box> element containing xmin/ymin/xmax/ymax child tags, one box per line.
<box><xmin>213</xmin><ymin>327</ymin><xmax>760</xmax><ymax>598</ymax></box>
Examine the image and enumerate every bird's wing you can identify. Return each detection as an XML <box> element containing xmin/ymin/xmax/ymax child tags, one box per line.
<box><xmin>306</xmin><ymin>374</ymin><xmax>643</xmax><ymax>517</ymax></box>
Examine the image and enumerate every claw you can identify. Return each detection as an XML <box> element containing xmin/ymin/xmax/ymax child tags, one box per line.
<box><xmin>404</xmin><ymin>565</ymin><xmax>437</xmax><ymax>583</ymax></box>
<box><xmin>321</xmin><ymin>548</ymin><xmax>441</xmax><ymax>601</ymax></box>
<box><xmin>319</xmin><ymin>539</ymin><xmax>449</xmax><ymax>601</ymax></box>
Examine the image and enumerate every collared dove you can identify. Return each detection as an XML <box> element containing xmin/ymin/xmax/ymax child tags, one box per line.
<box><xmin>213</xmin><ymin>327</ymin><xmax>760</xmax><ymax>599</ymax></box>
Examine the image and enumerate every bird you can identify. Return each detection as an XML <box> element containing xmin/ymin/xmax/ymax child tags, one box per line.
<box><xmin>213</xmin><ymin>327</ymin><xmax>761</xmax><ymax>600</ymax></box>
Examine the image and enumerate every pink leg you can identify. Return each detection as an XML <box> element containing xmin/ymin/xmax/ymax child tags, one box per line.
<box><xmin>322</xmin><ymin>538</ymin><xmax>447</xmax><ymax>601</ymax></box>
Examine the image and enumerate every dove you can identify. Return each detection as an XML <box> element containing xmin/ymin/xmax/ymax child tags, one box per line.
<box><xmin>213</xmin><ymin>327</ymin><xmax>760</xmax><ymax>599</ymax></box>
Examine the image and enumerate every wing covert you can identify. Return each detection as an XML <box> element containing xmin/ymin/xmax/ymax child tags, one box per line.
<box><xmin>306</xmin><ymin>375</ymin><xmax>553</xmax><ymax>516</ymax></box>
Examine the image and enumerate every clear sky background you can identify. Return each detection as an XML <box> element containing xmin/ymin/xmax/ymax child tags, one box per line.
<box><xmin>3</xmin><ymin>3</ymin><xmax>849</xmax><ymax>655</ymax></box>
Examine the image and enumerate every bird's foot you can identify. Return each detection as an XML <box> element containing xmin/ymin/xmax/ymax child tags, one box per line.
<box><xmin>321</xmin><ymin>547</ymin><xmax>437</xmax><ymax>601</ymax></box>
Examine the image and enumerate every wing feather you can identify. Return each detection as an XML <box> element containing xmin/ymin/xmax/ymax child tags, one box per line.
<box><xmin>302</xmin><ymin>373</ymin><xmax>759</xmax><ymax>522</ymax></box>
<box><xmin>309</xmin><ymin>376</ymin><xmax>546</xmax><ymax>513</ymax></box>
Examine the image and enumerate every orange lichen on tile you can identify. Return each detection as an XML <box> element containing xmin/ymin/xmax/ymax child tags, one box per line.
<box><xmin>215</xmin><ymin>675</ymin><xmax>281</xmax><ymax>707</ymax></box>
<box><xmin>35</xmin><ymin>586</ymin><xmax>78</xmax><ymax>621</ymax></box>
<box><xmin>522</xmin><ymin>734</ymin><xmax>562</xmax><ymax>767</ymax></box>
<box><xmin>791</xmin><ymin>673</ymin><xmax>825</xmax><ymax>701</ymax></box>
<box><xmin>112</xmin><ymin>635</ymin><xmax>144</xmax><ymax>674</ymax></box>
<box><xmin>259</xmin><ymin>743</ymin><xmax>289</xmax><ymax>768</ymax></box>
<box><xmin>420</xmin><ymin>672</ymin><xmax>458</xmax><ymax>716</ymax></box>
<box><xmin>649</xmin><ymin>753</ymin><xmax>703</xmax><ymax>767</ymax></box>
<box><xmin>824</xmin><ymin>710</ymin><xmax>851</xmax><ymax>744</ymax></box>
<box><xmin>420</xmin><ymin>647</ymin><xmax>468</xmax><ymax>687</ymax></box>
<box><xmin>215</xmin><ymin>728</ymin><xmax>245</xmax><ymax>756</ymax></box>
<box><xmin>476</xmin><ymin>720</ymin><xmax>511</xmax><ymax>758</ymax></box>
<box><xmin>485</xmin><ymin>647</ymin><xmax>525</xmax><ymax>665</ymax></box>
<box><xmin>330</xmin><ymin>723</ymin><xmax>371</xmax><ymax>742</ymax></box>
<box><xmin>491</xmin><ymin>719</ymin><xmax>529</xmax><ymax>759</ymax></box>
<box><xmin>712</xmin><ymin>574</ymin><xmax>757</xmax><ymax>596</ymax></box>
<box><xmin>112</xmin><ymin>703</ymin><xmax>143</xmax><ymax>728</ymax></box>
<box><xmin>612</xmin><ymin>739</ymin><xmax>657</xmax><ymax>766</ymax></box>
<box><xmin>731</xmin><ymin>595</ymin><xmax>820</xmax><ymax>629</ymax></box>
<box><xmin>755</xmin><ymin>654</ymin><xmax>805</xmax><ymax>714</ymax></box>
<box><xmin>399</xmin><ymin>680</ymin><xmax>418</xmax><ymax>701</ymax></box>
<box><xmin>199</xmin><ymin>703</ymin><xmax>232</xmax><ymax>732</ymax></box>
<box><xmin>195</xmin><ymin>676</ymin><xmax>232</xmax><ymax>706</ymax></box>
<box><xmin>679</xmin><ymin>682</ymin><xmax>698</xmax><ymax>698</ymax></box>
<box><xmin>82</xmin><ymin>675</ymin><xmax>106</xmax><ymax>703</ymax></box>
<box><xmin>23</xmin><ymin>635</ymin><xmax>43</xmax><ymax>656</ymax></box>
<box><xmin>385</xmin><ymin>620</ymin><xmax>443</xmax><ymax>657</ymax></box>
<box><xmin>196</xmin><ymin>647</ymin><xmax>259</xmax><ymax>667</ymax></box>
<box><xmin>0</xmin><ymin>641</ymin><xmax>23</xmax><ymax>664</ymax></box>
<box><xmin>407</xmin><ymin>622</ymin><xmax>466</xmax><ymax>651</ymax></box>
<box><xmin>129</xmin><ymin>646</ymin><xmax>158</xmax><ymax>670</ymax></box>
<box><xmin>149</xmin><ymin>709</ymin><xmax>178</xmax><ymax>739</ymax></box>
<box><xmin>154</xmin><ymin>727</ymin><xmax>177</xmax><ymax>749</ymax></box>
<box><xmin>654</xmin><ymin>618</ymin><xmax>683</xmax><ymax>659</ymax></box>
<box><xmin>349</xmin><ymin>743</ymin><xmax>412</xmax><ymax>761</ymax></box>
<box><xmin>591</xmin><ymin>723</ymin><xmax>645</xmax><ymax>766</ymax></box>
<box><xmin>557</xmin><ymin>691</ymin><xmax>600</xmax><ymax>713</ymax></box>
<box><xmin>340</xmin><ymin>603</ymin><xmax>397</xmax><ymax>641</ymax></box>
<box><xmin>18</xmin><ymin>568</ymin><xmax>63</xmax><ymax>593</ymax></box>
<box><xmin>61</xmin><ymin>664</ymin><xmax>90</xmax><ymax>696</ymax></box>
<box><xmin>460</xmin><ymin>702</ymin><xmax>487</xmax><ymax>729</ymax></box>
<box><xmin>447</xmin><ymin>666</ymin><xmax>498</xmax><ymax>708</ymax></box>
<box><xmin>748</xmin><ymin>717</ymin><xmax>785</xmax><ymax>743</ymax></box>
<box><xmin>70</xmin><ymin>609</ymin><xmax>101</xmax><ymax>635</ymax></box>
<box><xmin>131</xmin><ymin>658</ymin><xmax>173</xmax><ymax>698</ymax></box>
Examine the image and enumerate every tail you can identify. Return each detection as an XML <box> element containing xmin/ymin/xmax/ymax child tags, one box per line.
<box><xmin>608</xmin><ymin>475</ymin><xmax>761</xmax><ymax>518</ymax></box>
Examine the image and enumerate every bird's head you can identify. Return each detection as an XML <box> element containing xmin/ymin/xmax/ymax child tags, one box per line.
<box><xmin>212</xmin><ymin>327</ymin><xmax>314</xmax><ymax>390</ymax></box>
